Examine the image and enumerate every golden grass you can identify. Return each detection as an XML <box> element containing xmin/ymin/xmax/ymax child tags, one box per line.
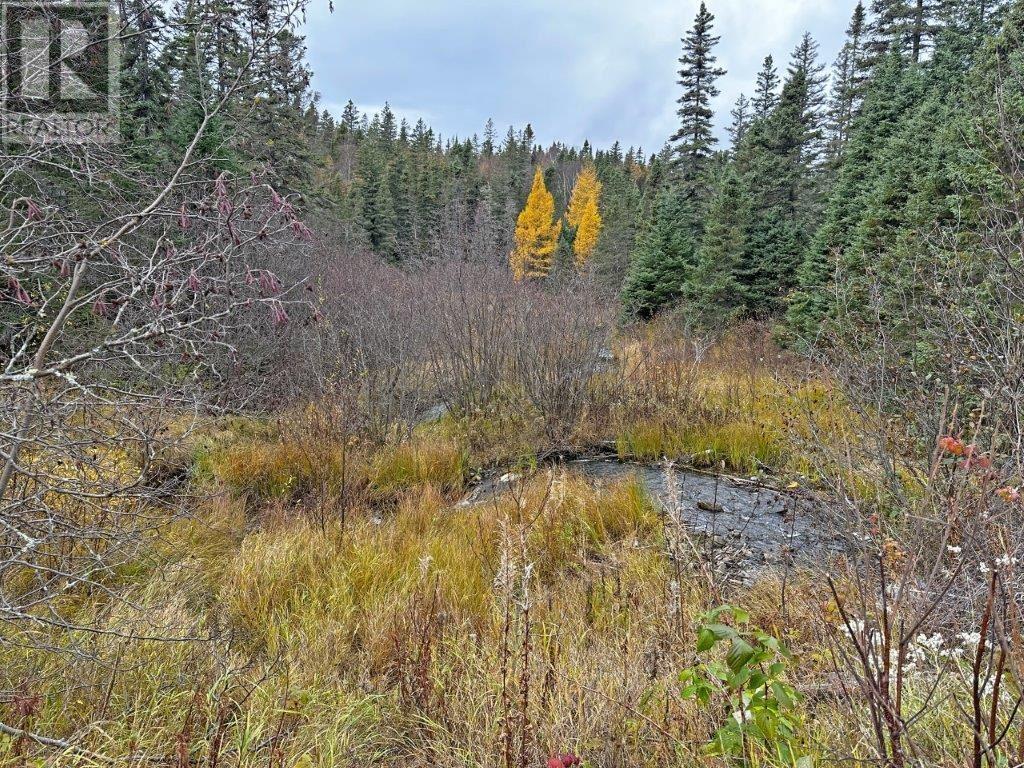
<box><xmin>0</xmin><ymin>471</ymin><xmax>715</xmax><ymax>765</ymax></box>
<box><xmin>616</xmin><ymin>418</ymin><xmax>783</xmax><ymax>472</ymax></box>
<box><xmin>0</xmin><ymin>461</ymin><xmax>987</xmax><ymax>767</ymax></box>
<box><xmin>369</xmin><ymin>436</ymin><xmax>466</xmax><ymax>497</ymax></box>
<box><xmin>1</xmin><ymin>330</ymin><xmax>955</xmax><ymax>767</ymax></box>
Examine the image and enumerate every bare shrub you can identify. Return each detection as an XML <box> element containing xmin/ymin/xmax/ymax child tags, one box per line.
<box><xmin>509</xmin><ymin>278</ymin><xmax>611</xmax><ymax>442</ymax></box>
<box><xmin>0</xmin><ymin>1</ymin><xmax>310</xmax><ymax>657</ymax></box>
<box><xmin>421</xmin><ymin>261</ymin><xmax>522</xmax><ymax>417</ymax></box>
<box><xmin>420</xmin><ymin>262</ymin><xmax>610</xmax><ymax>441</ymax></box>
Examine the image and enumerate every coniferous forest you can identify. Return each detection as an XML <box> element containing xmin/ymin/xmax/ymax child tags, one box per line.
<box><xmin>4</xmin><ymin>0</ymin><xmax>1024</xmax><ymax>765</ymax></box>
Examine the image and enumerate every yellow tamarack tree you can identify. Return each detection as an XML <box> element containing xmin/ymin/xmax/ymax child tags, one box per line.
<box><xmin>565</xmin><ymin>163</ymin><xmax>602</xmax><ymax>229</ymax></box>
<box><xmin>511</xmin><ymin>168</ymin><xmax>562</xmax><ymax>280</ymax></box>
<box><xmin>573</xmin><ymin>197</ymin><xmax>602</xmax><ymax>268</ymax></box>
<box><xmin>565</xmin><ymin>164</ymin><xmax>603</xmax><ymax>268</ymax></box>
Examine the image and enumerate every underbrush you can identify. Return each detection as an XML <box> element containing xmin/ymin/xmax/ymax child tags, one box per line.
<box><xmin>197</xmin><ymin>326</ymin><xmax>850</xmax><ymax>488</ymax></box>
<box><xmin>4</xmin><ymin>455</ymin><xmax>1020</xmax><ymax>766</ymax></box>
<box><xmin>1</xmin><ymin>472</ymin><xmax>759</xmax><ymax>766</ymax></box>
<box><xmin>8</xmin><ymin>327</ymin><xmax>1000</xmax><ymax>767</ymax></box>
<box><xmin>605</xmin><ymin>327</ymin><xmax>853</xmax><ymax>476</ymax></box>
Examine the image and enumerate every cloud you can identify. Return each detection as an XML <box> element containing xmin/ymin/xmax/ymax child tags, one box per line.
<box><xmin>304</xmin><ymin>0</ymin><xmax>854</xmax><ymax>152</ymax></box>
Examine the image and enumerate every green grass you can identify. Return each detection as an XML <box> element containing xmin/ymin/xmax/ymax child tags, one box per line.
<box><xmin>369</xmin><ymin>436</ymin><xmax>467</xmax><ymax>497</ymax></box>
<box><xmin>616</xmin><ymin>419</ymin><xmax>783</xmax><ymax>473</ymax></box>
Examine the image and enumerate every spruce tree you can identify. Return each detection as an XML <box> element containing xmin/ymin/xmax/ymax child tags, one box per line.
<box><xmin>735</xmin><ymin>66</ymin><xmax>819</xmax><ymax>315</ymax></box>
<box><xmin>355</xmin><ymin>142</ymin><xmax>398</xmax><ymax>259</ymax></box>
<box><xmin>390</xmin><ymin>152</ymin><xmax>415</xmax><ymax>260</ymax></box>
<box><xmin>340</xmin><ymin>100</ymin><xmax>361</xmax><ymax>138</ymax></box>
<box><xmin>688</xmin><ymin>167</ymin><xmax>751</xmax><ymax>325</ymax></box>
<box><xmin>670</xmin><ymin>1</ymin><xmax>726</xmax><ymax>191</ymax></box>
<box><xmin>621</xmin><ymin>185</ymin><xmax>698</xmax><ymax>318</ymax></box>
<box><xmin>788</xmin><ymin>33</ymin><xmax>829</xmax><ymax>168</ymax></box>
<box><xmin>591</xmin><ymin>162</ymin><xmax>642</xmax><ymax>289</ymax></box>
<box><xmin>787</xmin><ymin>50</ymin><xmax>923</xmax><ymax>337</ymax></box>
<box><xmin>865</xmin><ymin>0</ymin><xmax>940</xmax><ymax>66</ymax></box>
<box><xmin>120</xmin><ymin>0</ymin><xmax>170</xmax><ymax>148</ymax></box>
<box><xmin>935</xmin><ymin>0</ymin><xmax>1010</xmax><ymax>70</ymax></box>
<box><xmin>753</xmin><ymin>55</ymin><xmax>781</xmax><ymax>119</ymax></box>
<box><xmin>728</xmin><ymin>94</ymin><xmax>752</xmax><ymax>150</ymax></box>
<box><xmin>482</xmin><ymin>119</ymin><xmax>496</xmax><ymax>158</ymax></box>
<box><xmin>826</xmin><ymin>2</ymin><xmax>870</xmax><ymax>164</ymax></box>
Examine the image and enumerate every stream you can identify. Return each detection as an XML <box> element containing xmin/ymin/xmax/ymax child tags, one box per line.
<box><xmin>461</xmin><ymin>457</ymin><xmax>849</xmax><ymax>583</ymax></box>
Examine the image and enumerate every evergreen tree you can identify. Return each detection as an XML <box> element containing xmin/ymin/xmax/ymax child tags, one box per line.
<box><xmin>670</xmin><ymin>1</ymin><xmax>726</xmax><ymax>191</ymax></box>
<box><xmin>120</xmin><ymin>0</ymin><xmax>170</xmax><ymax>147</ymax></box>
<box><xmin>728</xmin><ymin>94</ymin><xmax>752</xmax><ymax>149</ymax></box>
<box><xmin>340</xmin><ymin>100</ymin><xmax>361</xmax><ymax>137</ymax></box>
<box><xmin>935</xmin><ymin>0</ymin><xmax>1010</xmax><ymax>70</ymax></box>
<box><xmin>161</xmin><ymin>0</ymin><xmax>235</xmax><ymax>170</ymax></box>
<box><xmin>390</xmin><ymin>151</ymin><xmax>415</xmax><ymax>259</ymax></box>
<box><xmin>787</xmin><ymin>50</ymin><xmax>923</xmax><ymax>337</ymax></box>
<box><xmin>592</xmin><ymin>162</ymin><xmax>642</xmax><ymax>290</ymax></box>
<box><xmin>753</xmin><ymin>55</ymin><xmax>781</xmax><ymax>118</ymax></box>
<box><xmin>865</xmin><ymin>0</ymin><xmax>940</xmax><ymax>66</ymax></box>
<box><xmin>355</xmin><ymin>141</ymin><xmax>398</xmax><ymax>259</ymax></box>
<box><xmin>826</xmin><ymin>2</ymin><xmax>870</xmax><ymax>164</ymax></box>
<box><xmin>788</xmin><ymin>33</ymin><xmax>829</xmax><ymax>168</ymax></box>
<box><xmin>688</xmin><ymin>167</ymin><xmax>751</xmax><ymax>325</ymax></box>
<box><xmin>482</xmin><ymin>118</ymin><xmax>496</xmax><ymax>158</ymax></box>
<box><xmin>736</xmin><ymin>66</ymin><xmax>819</xmax><ymax>314</ymax></box>
<box><xmin>621</xmin><ymin>185</ymin><xmax>698</xmax><ymax>318</ymax></box>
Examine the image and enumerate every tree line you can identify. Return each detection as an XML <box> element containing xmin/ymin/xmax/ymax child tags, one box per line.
<box><xmin>114</xmin><ymin>0</ymin><xmax>1024</xmax><ymax>347</ymax></box>
<box><xmin>621</xmin><ymin>0</ymin><xmax>1019</xmax><ymax>345</ymax></box>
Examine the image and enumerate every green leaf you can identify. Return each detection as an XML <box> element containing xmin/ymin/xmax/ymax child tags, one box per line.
<box><xmin>705</xmin><ymin>623</ymin><xmax>736</xmax><ymax>640</ymax></box>
<box><xmin>696</xmin><ymin>627</ymin><xmax>716</xmax><ymax>652</ymax></box>
<box><xmin>771</xmin><ymin>681</ymin><xmax>793</xmax><ymax>708</ymax></box>
<box><xmin>726</xmin><ymin>638</ymin><xmax>755</xmax><ymax>673</ymax></box>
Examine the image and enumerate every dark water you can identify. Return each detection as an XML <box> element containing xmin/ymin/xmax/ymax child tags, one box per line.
<box><xmin>463</xmin><ymin>458</ymin><xmax>848</xmax><ymax>581</ymax></box>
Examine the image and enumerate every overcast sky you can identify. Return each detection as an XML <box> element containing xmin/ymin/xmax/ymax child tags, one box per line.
<box><xmin>303</xmin><ymin>0</ymin><xmax>855</xmax><ymax>152</ymax></box>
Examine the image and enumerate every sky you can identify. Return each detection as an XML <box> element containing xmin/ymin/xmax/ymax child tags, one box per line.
<box><xmin>303</xmin><ymin>0</ymin><xmax>856</xmax><ymax>153</ymax></box>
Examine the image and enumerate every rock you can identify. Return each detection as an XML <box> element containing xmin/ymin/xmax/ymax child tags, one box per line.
<box><xmin>697</xmin><ymin>500</ymin><xmax>726</xmax><ymax>514</ymax></box>
<box><xmin>419</xmin><ymin>403</ymin><xmax>448</xmax><ymax>423</ymax></box>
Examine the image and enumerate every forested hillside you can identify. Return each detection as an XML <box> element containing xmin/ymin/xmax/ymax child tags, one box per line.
<box><xmin>115</xmin><ymin>0</ymin><xmax>1018</xmax><ymax>343</ymax></box>
<box><xmin>3</xmin><ymin>0</ymin><xmax>1024</xmax><ymax>765</ymax></box>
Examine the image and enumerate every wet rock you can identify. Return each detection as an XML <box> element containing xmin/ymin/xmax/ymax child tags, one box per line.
<box><xmin>419</xmin><ymin>403</ymin><xmax>449</xmax><ymax>423</ymax></box>
<box><xmin>697</xmin><ymin>500</ymin><xmax>726</xmax><ymax>514</ymax></box>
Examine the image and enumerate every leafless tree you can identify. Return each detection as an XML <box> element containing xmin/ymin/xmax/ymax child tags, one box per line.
<box><xmin>0</xmin><ymin>0</ymin><xmax>310</xmax><ymax>654</ymax></box>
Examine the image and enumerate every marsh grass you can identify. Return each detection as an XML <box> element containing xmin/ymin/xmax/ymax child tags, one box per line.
<box><xmin>2</xmin><ymin>330</ymin><xmax>949</xmax><ymax>768</ymax></box>
<box><xmin>0</xmin><ymin>456</ymin><xmax>996</xmax><ymax>767</ymax></box>
<box><xmin>1</xmin><ymin>472</ymin><xmax>732</xmax><ymax>766</ymax></box>
<box><xmin>369</xmin><ymin>436</ymin><xmax>467</xmax><ymax>497</ymax></box>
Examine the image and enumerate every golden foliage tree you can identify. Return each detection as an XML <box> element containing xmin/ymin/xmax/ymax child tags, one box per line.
<box><xmin>573</xmin><ymin>197</ymin><xmax>602</xmax><ymax>268</ymax></box>
<box><xmin>511</xmin><ymin>169</ymin><xmax>562</xmax><ymax>280</ymax></box>
<box><xmin>565</xmin><ymin>164</ymin><xmax>602</xmax><ymax>229</ymax></box>
<box><xmin>565</xmin><ymin>164</ymin><xmax>603</xmax><ymax>268</ymax></box>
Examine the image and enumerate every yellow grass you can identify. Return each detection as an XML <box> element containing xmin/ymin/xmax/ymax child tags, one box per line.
<box><xmin>2</xmin><ymin>331</ymin><xmax>955</xmax><ymax>768</ymax></box>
